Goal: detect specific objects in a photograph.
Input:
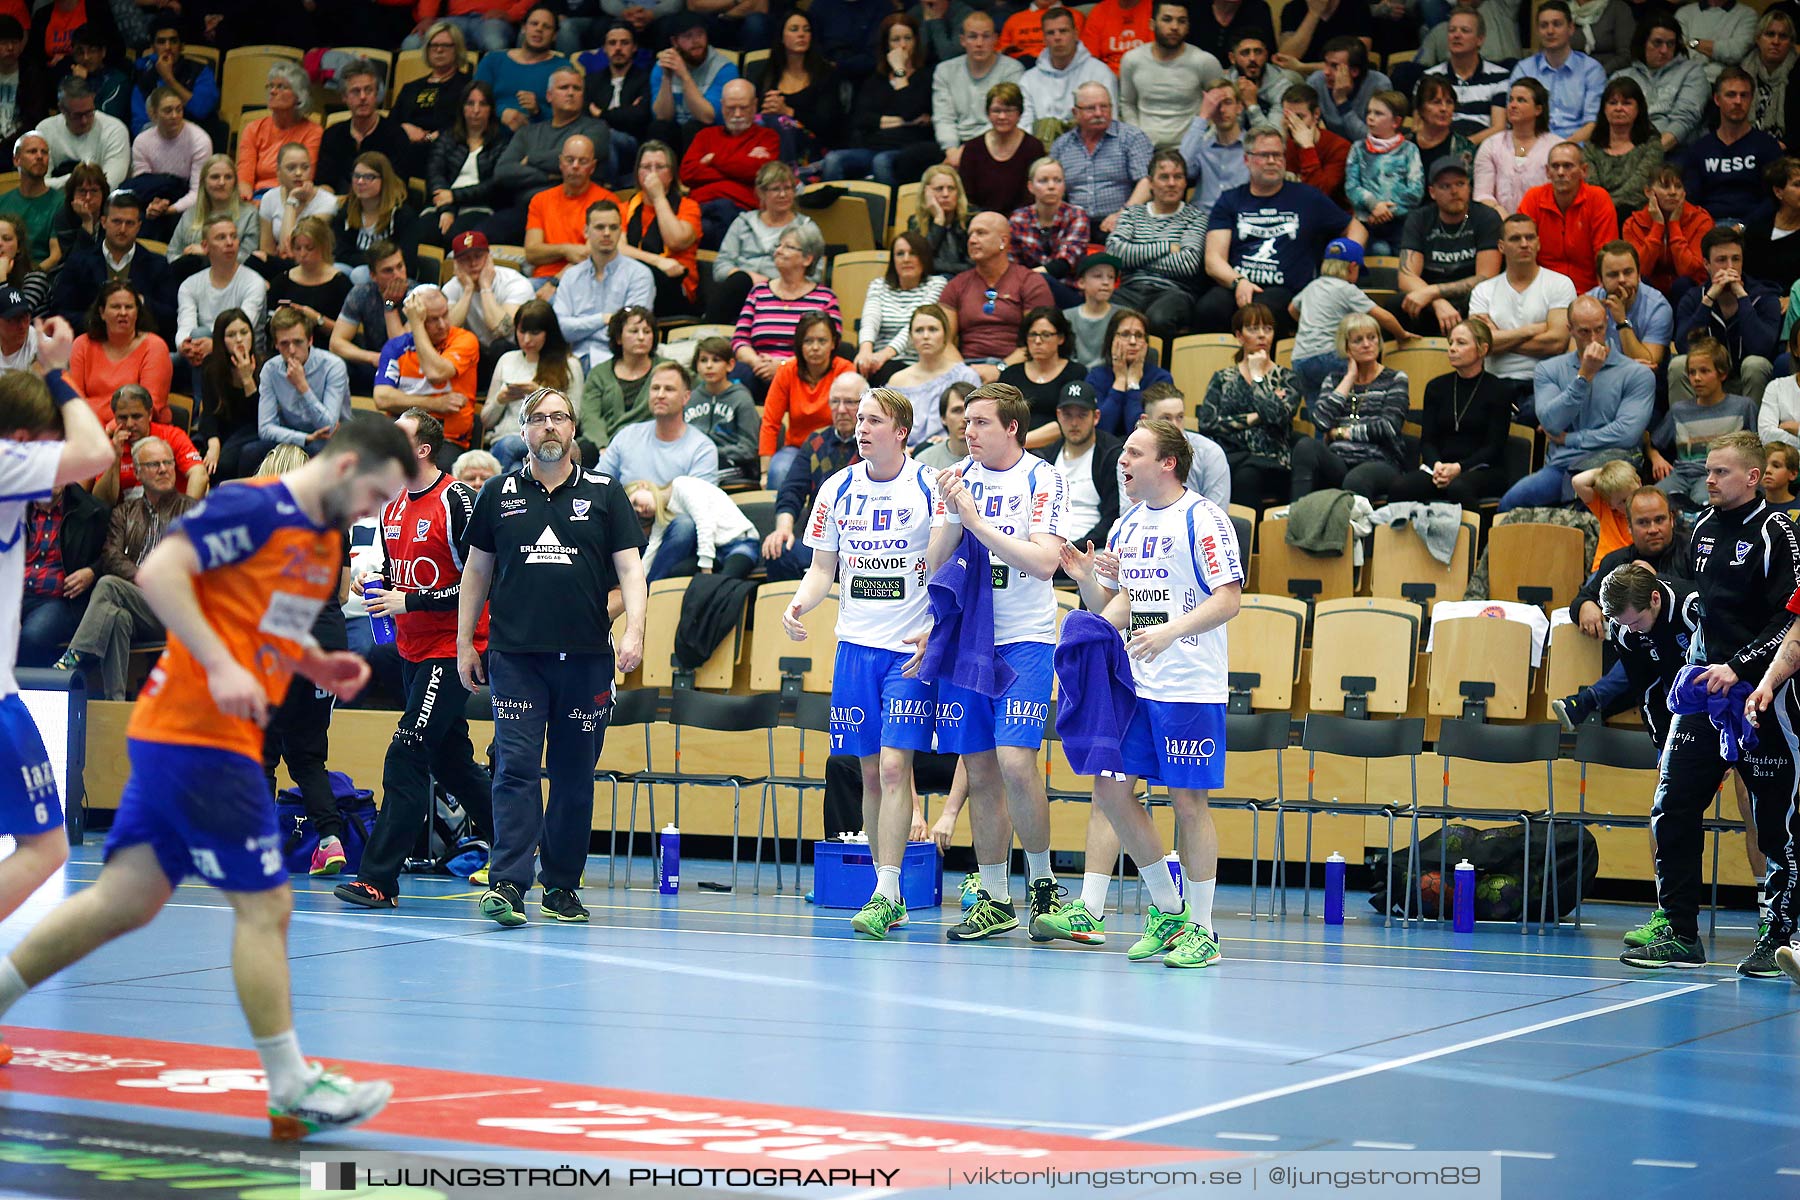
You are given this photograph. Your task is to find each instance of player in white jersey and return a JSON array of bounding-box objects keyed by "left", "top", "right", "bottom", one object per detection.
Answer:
[
  {"left": 0, "top": 320, "right": 115, "bottom": 1058},
  {"left": 786, "top": 388, "right": 939, "bottom": 939},
  {"left": 1049, "top": 419, "right": 1244, "bottom": 968},
  {"left": 922, "top": 382, "right": 1071, "bottom": 941}
]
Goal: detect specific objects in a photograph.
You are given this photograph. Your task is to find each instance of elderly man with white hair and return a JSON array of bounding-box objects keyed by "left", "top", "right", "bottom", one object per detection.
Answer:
[
  {"left": 1049, "top": 82, "right": 1153, "bottom": 234},
  {"left": 52, "top": 433, "right": 197, "bottom": 699}
]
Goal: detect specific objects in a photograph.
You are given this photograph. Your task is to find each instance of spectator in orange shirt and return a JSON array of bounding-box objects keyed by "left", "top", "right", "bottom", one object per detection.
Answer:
[
  {"left": 1622, "top": 164, "right": 1713, "bottom": 301},
  {"left": 522, "top": 133, "right": 620, "bottom": 286},
  {"left": 1001, "top": 0, "right": 1085, "bottom": 59},
  {"left": 375, "top": 286, "right": 483, "bottom": 465},
  {"left": 235, "top": 61, "right": 321, "bottom": 200},
  {"left": 1518, "top": 142, "right": 1619, "bottom": 294},
  {"left": 760, "top": 310, "right": 853, "bottom": 493},
  {"left": 1081, "top": 0, "right": 1153, "bottom": 73}
]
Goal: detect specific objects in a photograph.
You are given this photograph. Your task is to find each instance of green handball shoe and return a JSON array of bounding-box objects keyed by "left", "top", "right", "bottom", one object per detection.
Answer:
[
  {"left": 1164, "top": 925, "right": 1222, "bottom": 969},
  {"left": 1622, "top": 909, "right": 1671, "bottom": 948},
  {"left": 1126, "top": 903, "right": 1193, "bottom": 961},
  {"left": 851, "top": 894, "right": 907, "bottom": 939},
  {"left": 1029, "top": 898, "right": 1107, "bottom": 945}
]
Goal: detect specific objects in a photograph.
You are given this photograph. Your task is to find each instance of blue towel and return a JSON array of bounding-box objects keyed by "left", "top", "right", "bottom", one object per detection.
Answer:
[
  {"left": 918, "top": 528, "right": 1016, "bottom": 697},
  {"left": 1053, "top": 610, "right": 1138, "bottom": 778},
  {"left": 1669, "top": 663, "right": 1759, "bottom": 762}
]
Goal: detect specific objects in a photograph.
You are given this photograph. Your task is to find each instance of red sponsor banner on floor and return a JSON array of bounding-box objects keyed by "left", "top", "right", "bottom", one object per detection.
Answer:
[{"left": 0, "top": 1027, "right": 1230, "bottom": 1186}]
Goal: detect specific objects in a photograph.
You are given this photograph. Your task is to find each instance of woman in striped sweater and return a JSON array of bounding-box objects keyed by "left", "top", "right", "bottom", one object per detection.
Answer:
[
  {"left": 854, "top": 231, "right": 946, "bottom": 383},
  {"left": 733, "top": 223, "right": 842, "bottom": 405}
]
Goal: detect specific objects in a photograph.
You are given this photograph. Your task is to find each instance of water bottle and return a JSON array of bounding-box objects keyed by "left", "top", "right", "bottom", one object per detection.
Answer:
[
  {"left": 364, "top": 575, "right": 396, "bottom": 645},
  {"left": 658, "top": 823, "right": 680, "bottom": 895},
  {"left": 1324, "top": 852, "right": 1345, "bottom": 925},
  {"left": 1453, "top": 859, "right": 1476, "bottom": 932},
  {"left": 1164, "top": 852, "right": 1183, "bottom": 901}
]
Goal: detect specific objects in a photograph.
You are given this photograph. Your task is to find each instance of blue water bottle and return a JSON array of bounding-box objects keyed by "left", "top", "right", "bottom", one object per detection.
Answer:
[
  {"left": 1453, "top": 859, "right": 1476, "bottom": 932},
  {"left": 364, "top": 575, "right": 396, "bottom": 645},
  {"left": 1324, "top": 852, "right": 1345, "bottom": 925},
  {"left": 658, "top": 823, "right": 680, "bottom": 895}
]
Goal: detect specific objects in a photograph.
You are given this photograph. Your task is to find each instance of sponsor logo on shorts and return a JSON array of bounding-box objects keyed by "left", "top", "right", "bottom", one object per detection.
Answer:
[
  {"left": 936, "top": 701, "right": 965, "bottom": 723},
  {"left": 1002, "top": 700, "right": 1048, "bottom": 725},
  {"left": 1163, "top": 737, "right": 1217, "bottom": 763},
  {"left": 887, "top": 698, "right": 932, "bottom": 722},
  {"left": 831, "top": 706, "right": 868, "bottom": 726}
]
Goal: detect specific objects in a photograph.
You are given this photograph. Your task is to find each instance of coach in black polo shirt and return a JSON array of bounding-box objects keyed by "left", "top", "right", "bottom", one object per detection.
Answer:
[{"left": 459, "top": 386, "right": 647, "bottom": 928}]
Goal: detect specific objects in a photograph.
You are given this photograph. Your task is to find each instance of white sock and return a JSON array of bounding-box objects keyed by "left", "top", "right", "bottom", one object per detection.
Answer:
[
  {"left": 0, "top": 957, "right": 27, "bottom": 1021},
  {"left": 1187, "top": 874, "right": 1216, "bottom": 932},
  {"left": 979, "top": 861, "right": 1011, "bottom": 903},
  {"left": 254, "top": 1030, "right": 310, "bottom": 1104},
  {"left": 1141, "top": 857, "right": 1180, "bottom": 913},
  {"left": 1081, "top": 871, "right": 1112, "bottom": 918},
  {"left": 875, "top": 865, "right": 901, "bottom": 903},
  {"left": 1025, "top": 849, "right": 1052, "bottom": 884}
]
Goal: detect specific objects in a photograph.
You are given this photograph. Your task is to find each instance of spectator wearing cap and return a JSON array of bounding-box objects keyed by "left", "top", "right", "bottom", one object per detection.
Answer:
[
  {"left": 1062, "top": 251, "right": 1119, "bottom": 369},
  {"left": 550, "top": 199, "right": 653, "bottom": 367},
  {"left": 0, "top": 18, "right": 50, "bottom": 174},
  {"left": 1050, "top": 83, "right": 1153, "bottom": 236},
  {"left": 0, "top": 284, "right": 36, "bottom": 368},
  {"left": 1397, "top": 156, "right": 1503, "bottom": 338},
  {"left": 318, "top": 57, "right": 415, "bottom": 194},
  {"left": 1517, "top": 141, "right": 1618, "bottom": 293},
  {"left": 1104, "top": 147, "right": 1208, "bottom": 346},
  {"left": 0, "top": 133, "right": 58, "bottom": 265},
  {"left": 128, "top": 20, "right": 219, "bottom": 138},
  {"left": 442, "top": 229, "right": 535, "bottom": 381},
  {"left": 649, "top": 13, "right": 740, "bottom": 152},
  {"left": 1288, "top": 237, "right": 1412, "bottom": 398},
  {"left": 1034, "top": 378, "right": 1121, "bottom": 554},
  {"left": 36, "top": 74, "right": 130, "bottom": 190}
]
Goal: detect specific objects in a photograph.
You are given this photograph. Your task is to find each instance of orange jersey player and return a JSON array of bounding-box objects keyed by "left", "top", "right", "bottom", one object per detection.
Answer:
[{"left": 0, "top": 414, "right": 417, "bottom": 1140}]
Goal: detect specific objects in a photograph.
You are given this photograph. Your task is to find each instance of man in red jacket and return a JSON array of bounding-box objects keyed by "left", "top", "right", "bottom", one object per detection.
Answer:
[
  {"left": 1518, "top": 142, "right": 1619, "bottom": 293},
  {"left": 680, "top": 78, "right": 778, "bottom": 249}
]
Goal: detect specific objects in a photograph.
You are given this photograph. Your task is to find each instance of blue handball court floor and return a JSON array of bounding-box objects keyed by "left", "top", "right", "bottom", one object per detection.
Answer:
[{"left": 0, "top": 844, "right": 1796, "bottom": 1200}]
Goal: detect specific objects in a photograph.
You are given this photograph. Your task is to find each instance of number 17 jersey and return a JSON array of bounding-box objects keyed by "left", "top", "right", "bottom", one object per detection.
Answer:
[{"left": 805, "top": 459, "right": 940, "bottom": 652}]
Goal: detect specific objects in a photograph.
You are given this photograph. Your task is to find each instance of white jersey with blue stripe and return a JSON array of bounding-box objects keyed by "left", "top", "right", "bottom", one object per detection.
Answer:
[
  {"left": 0, "top": 440, "right": 63, "bottom": 697},
  {"left": 937, "top": 450, "right": 1069, "bottom": 645},
  {"left": 804, "top": 458, "right": 940, "bottom": 653},
  {"left": 1101, "top": 491, "right": 1244, "bottom": 702}
]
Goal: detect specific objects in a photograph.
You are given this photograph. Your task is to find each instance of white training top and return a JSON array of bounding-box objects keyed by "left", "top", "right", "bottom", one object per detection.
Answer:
[
  {"left": 1100, "top": 491, "right": 1244, "bottom": 703},
  {"left": 805, "top": 458, "right": 940, "bottom": 653},
  {"left": 938, "top": 450, "right": 1068, "bottom": 646},
  {"left": 0, "top": 440, "right": 63, "bottom": 697}
]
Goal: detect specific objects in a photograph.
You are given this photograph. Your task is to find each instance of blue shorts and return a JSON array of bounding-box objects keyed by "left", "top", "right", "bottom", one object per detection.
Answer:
[
  {"left": 1122, "top": 699, "right": 1228, "bottom": 790},
  {"left": 104, "top": 740, "right": 286, "bottom": 892},
  {"left": 936, "top": 642, "right": 1054, "bottom": 753},
  {"left": 0, "top": 694, "right": 62, "bottom": 837},
  {"left": 831, "top": 643, "right": 936, "bottom": 757}
]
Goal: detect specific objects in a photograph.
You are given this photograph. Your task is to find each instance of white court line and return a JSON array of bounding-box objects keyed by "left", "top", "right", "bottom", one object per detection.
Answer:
[
  {"left": 1353, "top": 1140, "right": 1416, "bottom": 1150},
  {"left": 390, "top": 1087, "right": 545, "bottom": 1105},
  {"left": 849, "top": 1110, "right": 1112, "bottom": 1133},
  {"left": 283, "top": 910, "right": 1318, "bottom": 1061},
  {"left": 1492, "top": 1150, "right": 1556, "bottom": 1160},
  {"left": 1632, "top": 1159, "right": 1698, "bottom": 1169},
  {"left": 1097, "top": 981, "right": 1714, "bottom": 1140},
  {"left": 1216, "top": 1132, "right": 1281, "bottom": 1142},
  {"left": 1777, "top": 1168, "right": 1800, "bottom": 1176}
]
